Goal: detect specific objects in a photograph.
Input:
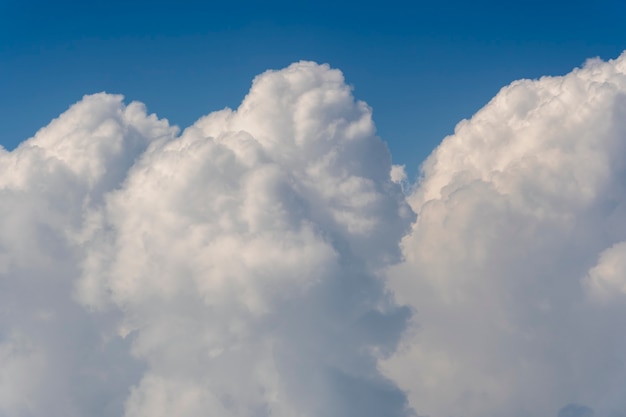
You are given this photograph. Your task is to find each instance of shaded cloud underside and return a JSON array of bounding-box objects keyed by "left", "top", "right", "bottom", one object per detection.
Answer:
[{"left": 1, "top": 54, "right": 626, "bottom": 417}]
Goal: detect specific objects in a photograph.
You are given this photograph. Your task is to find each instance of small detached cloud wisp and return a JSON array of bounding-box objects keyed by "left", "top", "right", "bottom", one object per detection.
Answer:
[{"left": 1, "top": 54, "right": 626, "bottom": 417}]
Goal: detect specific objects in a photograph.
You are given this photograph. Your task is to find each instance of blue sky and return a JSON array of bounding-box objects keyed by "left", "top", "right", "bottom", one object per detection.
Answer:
[
  {"left": 4, "top": 3, "right": 626, "bottom": 417},
  {"left": 1, "top": 0, "right": 625, "bottom": 177}
]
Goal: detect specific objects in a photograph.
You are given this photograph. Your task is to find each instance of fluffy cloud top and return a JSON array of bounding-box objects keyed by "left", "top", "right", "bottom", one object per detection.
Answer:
[
  {"left": 383, "top": 52, "right": 626, "bottom": 417},
  {"left": 3, "top": 53, "right": 626, "bottom": 417},
  {"left": 0, "top": 62, "right": 413, "bottom": 417}
]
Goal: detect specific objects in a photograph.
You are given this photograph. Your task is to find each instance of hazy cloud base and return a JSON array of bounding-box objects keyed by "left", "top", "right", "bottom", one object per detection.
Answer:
[{"left": 1, "top": 54, "right": 626, "bottom": 417}]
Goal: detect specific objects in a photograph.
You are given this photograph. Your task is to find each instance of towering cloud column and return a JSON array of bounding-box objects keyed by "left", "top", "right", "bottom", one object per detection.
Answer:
[
  {"left": 383, "top": 53, "right": 626, "bottom": 417},
  {"left": 0, "top": 62, "right": 414, "bottom": 417}
]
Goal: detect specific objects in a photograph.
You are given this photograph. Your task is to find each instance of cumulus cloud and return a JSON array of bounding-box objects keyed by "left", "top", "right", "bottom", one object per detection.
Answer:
[
  {"left": 5, "top": 53, "right": 626, "bottom": 417},
  {"left": 0, "top": 62, "right": 413, "bottom": 417},
  {"left": 0, "top": 94, "right": 173, "bottom": 417},
  {"left": 382, "top": 52, "right": 626, "bottom": 417}
]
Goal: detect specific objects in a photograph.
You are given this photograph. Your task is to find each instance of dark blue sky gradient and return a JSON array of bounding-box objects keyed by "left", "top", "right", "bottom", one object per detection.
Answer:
[{"left": 1, "top": 0, "right": 625, "bottom": 177}]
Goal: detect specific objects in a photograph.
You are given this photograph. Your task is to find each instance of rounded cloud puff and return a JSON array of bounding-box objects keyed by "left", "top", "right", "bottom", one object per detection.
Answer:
[
  {"left": 383, "top": 53, "right": 626, "bottom": 417},
  {"left": 0, "top": 93, "right": 174, "bottom": 417},
  {"left": 0, "top": 62, "right": 413, "bottom": 417}
]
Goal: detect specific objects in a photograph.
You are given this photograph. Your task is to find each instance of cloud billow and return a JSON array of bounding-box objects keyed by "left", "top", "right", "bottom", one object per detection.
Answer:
[
  {"left": 0, "top": 62, "right": 413, "bottom": 417},
  {"left": 3, "top": 53, "right": 626, "bottom": 417},
  {"left": 383, "top": 52, "right": 626, "bottom": 417}
]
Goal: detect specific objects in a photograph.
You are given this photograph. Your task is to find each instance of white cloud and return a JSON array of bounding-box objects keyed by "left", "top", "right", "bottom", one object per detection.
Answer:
[
  {"left": 5, "top": 52, "right": 626, "bottom": 417},
  {"left": 585, "top": 241, "right": 626, "bottom": 300},
  {"left": 0, "top": 62, "right": 413, "bottom": 417},
  {"left": 390, "top": 164, "right": 407, "bottom": 186},
  {"left": 382, "top": 52, "right": 626, "bottom": 417},
  {"left": 0, "top": 93, "right": 172, "bottom": 417}
]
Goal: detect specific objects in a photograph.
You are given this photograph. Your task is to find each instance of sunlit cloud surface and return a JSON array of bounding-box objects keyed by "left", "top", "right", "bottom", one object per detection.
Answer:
[{"left": 2, "top": 54, "right": 626, "bottom": 417}]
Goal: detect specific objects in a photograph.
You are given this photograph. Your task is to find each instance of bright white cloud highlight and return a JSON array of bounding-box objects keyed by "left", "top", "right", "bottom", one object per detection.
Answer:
[
  {"left": 0, "top": 62, "right": 413, "bottom": 417},
  {"left": 383, "top": 53, "right": 626, "bottom": 417}
]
